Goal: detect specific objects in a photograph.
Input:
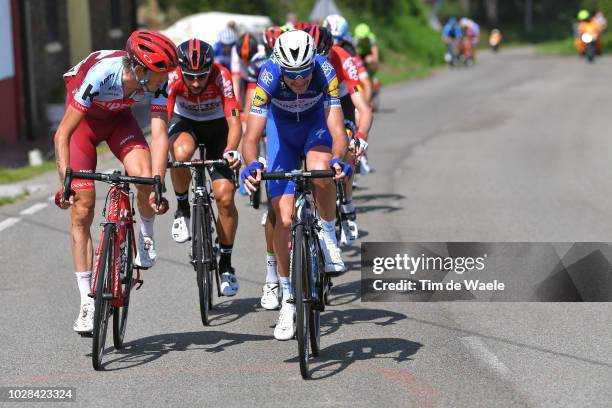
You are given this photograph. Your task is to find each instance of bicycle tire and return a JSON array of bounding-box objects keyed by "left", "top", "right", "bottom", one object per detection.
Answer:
[
  {"left": 193, "top": 199, "right": 211, "bottom": 326},
  {"left": 293, "top": 224, "right": 311, "bottom": 379},
  {"left": 113, "top": 226, "right": 134, "bottom": 349},
  {"left": 310, "top": 233, "right": 327, "bottom": 356},
  {"left": 203, "top": 205, "right": 215, "bottom": 310},
  {"left": 92, "top": 224, "right": 114, "bottom": 370}
]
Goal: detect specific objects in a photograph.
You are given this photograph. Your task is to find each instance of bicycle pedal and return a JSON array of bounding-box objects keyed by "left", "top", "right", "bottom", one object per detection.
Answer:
[{"left": 286, "top": 298, "right": 296, "bottom": 304}]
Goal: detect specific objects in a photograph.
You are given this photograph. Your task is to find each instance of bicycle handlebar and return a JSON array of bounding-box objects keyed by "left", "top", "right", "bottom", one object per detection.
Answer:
[
  {"left": 261, "top": 169, "right": 335, "bottom": 180},
  {"left": 166, "top": 159, "right": 229, "bottom": 168},
  {"left": 62, "top": 168, "right": 164, "bottom": 208}
]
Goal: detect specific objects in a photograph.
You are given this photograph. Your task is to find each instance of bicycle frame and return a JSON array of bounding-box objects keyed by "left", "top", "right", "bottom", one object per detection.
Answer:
[{"left": 90, "top": 183, "right": 140, "bottom": 306}]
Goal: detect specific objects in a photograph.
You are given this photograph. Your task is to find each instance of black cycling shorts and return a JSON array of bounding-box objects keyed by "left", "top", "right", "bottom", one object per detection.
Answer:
[
  {"left": 340, "top": 94, "right": 356, "bottom": 133},
  {"left": 169, "top": 115, "right": 233, "bottom": 181}
]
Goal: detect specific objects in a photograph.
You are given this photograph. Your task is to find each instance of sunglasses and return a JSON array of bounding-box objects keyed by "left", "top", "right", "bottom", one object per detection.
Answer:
[
  {"left": 282, "top": 64, "right": 314, "bottom": 80},
  {"left": 182, "top": 71, "right": 210, "bottom": 81}
]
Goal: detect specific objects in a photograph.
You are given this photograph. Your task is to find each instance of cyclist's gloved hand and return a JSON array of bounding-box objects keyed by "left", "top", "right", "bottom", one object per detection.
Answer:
[
  {"left": 149, "top": 192, "right": 169, "bottom": 215},
  {"left": 240, "top": 161, "right": 264, "bottom": 194},
  {"left": 54, "top": 188, "right": 74, "bottom": 209},
  {"left": 223, "top": 149, "right": 243, "bottom": 170},
  {"left": 330, "top": 158, "right": 353, "bottom": 179}
]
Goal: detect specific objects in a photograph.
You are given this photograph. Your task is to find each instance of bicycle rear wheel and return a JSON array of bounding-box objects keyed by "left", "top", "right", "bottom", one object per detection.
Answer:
[
  {"left": 309, "top": 236, "right": 325, "bottom": 357},
  {"left": 193, "top": 199, "right": 211, "bottom": 326},
  {"left": 293, "top": 224, "right": 311, "bottom": 379},
  {"left": 92, "top": 224, "right": 114, "bottom": 370},
  {"left": 113, "top": 226, "right": 134, "bottom": 349}
]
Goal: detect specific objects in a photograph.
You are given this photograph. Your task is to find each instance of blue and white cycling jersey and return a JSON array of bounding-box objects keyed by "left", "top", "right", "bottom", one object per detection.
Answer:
[
  {"left": 249, "top": 54, "right": 341, "bottom": 198},
  {"left": 214, "top": 41, "right": 234, "bottom": 71},
  {"left": 249, "top": 54, "right": 341, "bottom": 122}
]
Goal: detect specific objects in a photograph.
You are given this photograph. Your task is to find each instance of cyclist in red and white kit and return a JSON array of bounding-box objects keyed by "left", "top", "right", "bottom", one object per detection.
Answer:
[
  {"left": 166, "top": 39, "right": 243, "bottom": 296},
  {"left": 54, "top": 30, "right": 177, "bottom": 334},
  {"left": 309, "top": 25, "right": 372, "bottom": 244}
]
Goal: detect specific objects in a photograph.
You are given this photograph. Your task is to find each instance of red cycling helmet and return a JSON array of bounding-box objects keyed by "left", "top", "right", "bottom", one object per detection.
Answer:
[
  {"left": 262, "top": 26, "right": 284, "bottom": 55},
  {"left": 304, "top": 24, "right": 333, "bottom": 55},
  {"left": 126, "top": 29, "right": 178, "bottom": 72}
]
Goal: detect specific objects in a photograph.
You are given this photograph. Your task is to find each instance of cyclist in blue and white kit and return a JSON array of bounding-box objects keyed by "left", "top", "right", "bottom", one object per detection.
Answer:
[
  {"left": 241, "top": 30, "right": 351, "bottom": 340},
  {"left": 214, "top": 27, "right": 237, "bottom": 71}
]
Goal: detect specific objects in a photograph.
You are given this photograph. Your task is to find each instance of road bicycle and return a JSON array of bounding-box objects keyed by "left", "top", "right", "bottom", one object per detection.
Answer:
[{"left": 63, "top": 168, "right": 163, "bottom": 370}]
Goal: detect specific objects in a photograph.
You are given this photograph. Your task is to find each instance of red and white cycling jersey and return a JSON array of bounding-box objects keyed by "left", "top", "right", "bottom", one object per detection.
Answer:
[
  {"left": 166, "top": 63, "right": 240, "bottom": 121},
  {"left": 63, "top": 50, "right": 168, "bottom": 120},
  {"left": 328, "top": 45, "right": 363, "bottom": 98}
]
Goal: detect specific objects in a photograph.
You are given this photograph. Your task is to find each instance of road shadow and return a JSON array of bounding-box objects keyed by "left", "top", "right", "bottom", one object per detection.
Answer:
[
  {"left": 320, "top": 306, "right": 407, "bottom": 338},
  {"left": 207, "top": 297, "right": 261, "bottom": 326},
  {"left": 90, "top": 330, "right": 269, "bottom": 371},
  {"left": 356, "top": 205, "right": 401, "bottom": 214},
  {"left": 287, "top": 335, "right": 421, "bottom": 380},
  {"left": 327, "top": 280, "right": 361, "bottom": 306},
  {"left": 352, "top": 193, "right": 406, "bottom": 203}
]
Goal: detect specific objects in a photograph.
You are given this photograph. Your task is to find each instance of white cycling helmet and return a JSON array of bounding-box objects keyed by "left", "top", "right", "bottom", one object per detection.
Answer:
[
  {"left": 273, "top": 30, "right": 316, "bottom": 70},
  {"left": 218, "top": 27, "right": 237, "bottom": 45},
  {"left": 323, "top": 14, "right": 349, "bottom": 39}
]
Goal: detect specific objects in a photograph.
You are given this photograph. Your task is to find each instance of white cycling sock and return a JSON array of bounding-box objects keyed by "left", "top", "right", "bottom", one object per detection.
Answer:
[
  {"left": 75, "top": 271, "right": 92, "bottom": 305},
  {"left": 140, "top": 214, "right": 155, "bottom": 238},
  {"left": 279, "top": 277, "right": 291, "bottom": 302},
  {"left": 266, "top": 252, "right": 278, "bottom": 283},
  {"left": 319, "top": 218, "right": 338, "bottom": 245},
  {"left": 341, "top": 199, "right": 355, "bottom": 214}
]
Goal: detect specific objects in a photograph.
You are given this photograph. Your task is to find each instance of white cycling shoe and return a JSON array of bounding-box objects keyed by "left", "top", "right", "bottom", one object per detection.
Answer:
[
  {"left": 274, "top": 301, "right": 296, "bottom": 341},
  {"left": 318, "top": 229, "right": 346, "bottom": 274},
  {"left": 171, "top": 212, "right": 191, "bottom": 243},
  {"left": 340, "top": 218, "right": 359, "bottom": 246},
  {"left": 134, "top": 232, "right": 156, "bottom": 268},
  {"left": 220, "top": 270, "right": 240, "bottom": 296},
  {"left": 359, "top": 155, "right": 372, "bottom": 175},
  {"left": 261, "top": 282, "right": 280, "bottom": 310},
  {"left": 73, "top": 302, "right": 94, "bottom": 334}
]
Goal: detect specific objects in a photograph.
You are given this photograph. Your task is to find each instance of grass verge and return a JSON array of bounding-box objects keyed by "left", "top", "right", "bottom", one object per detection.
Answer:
[{"left": 0, "top": 161, "right": 57, "bottom": 185}]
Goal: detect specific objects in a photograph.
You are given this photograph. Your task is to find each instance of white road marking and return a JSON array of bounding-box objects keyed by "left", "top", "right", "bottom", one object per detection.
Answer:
[
  {"left": 461, "top": 336, "right": 512, "bottom": 377},
  {"left": 0, "top": 217, "right": 21, "bottom": 232},
  {"left": 19, "top": 202, "right": 49, "bottom": 216}
]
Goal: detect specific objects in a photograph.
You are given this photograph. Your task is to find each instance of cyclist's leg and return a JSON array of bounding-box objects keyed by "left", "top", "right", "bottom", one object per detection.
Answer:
[
  {"left": 168, "top": 117, "right": 197, "bottom": 242},
  {"left": 169, "top": 116, "right": 197, "bottom": 208},
  {"left": 109, "top": 111, "right": 156, "bottom": 267},
  {"left": 69, "top": 118, "right": 100, "bottom": 332},
  {"left": 195, "top": 118, "right": 236, "bottom": 264},
  {"left": 304, "top": 124, "right": 346, "bottom": 273}
]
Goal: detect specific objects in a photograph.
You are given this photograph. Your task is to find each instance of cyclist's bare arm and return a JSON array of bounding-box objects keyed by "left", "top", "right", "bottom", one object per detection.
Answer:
[
  {"left": 351, "top": 90, "right": 372, "bottom": 139},
  {"left": 325, "top": 107, "right": 348, "bottom": 161},
  {"left": 371, "top": 45, "right": 380, "bottom": 66},
  {"left": 150, "top": 113, "right": 170, "bottom": 179},
  {"left": 54, "top": 105, "right": 85, "bottom": 185},
  {"left": 225, "top": 115, "right": 242, "bottom": 169},
  {"left": 243, "top": 113, "right": 266, "bottom": 166}
]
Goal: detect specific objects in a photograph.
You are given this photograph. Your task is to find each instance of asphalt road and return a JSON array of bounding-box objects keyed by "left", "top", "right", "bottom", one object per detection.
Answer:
[{"left": 1, "top": 47, "right": 611, "bottom": 407}]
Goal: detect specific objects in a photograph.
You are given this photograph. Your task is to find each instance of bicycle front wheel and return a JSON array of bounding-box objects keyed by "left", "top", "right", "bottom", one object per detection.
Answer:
[
  {"left": 193, "top": 200, "right": 211, "bottom": 326},
  {"left": 92, "top": 224, "right": 114, "bottom": 370},
  {"left": 113, "top": 226, "right": 134, "bottom": 349},
  {"left": 293, "top": 224, "right": 311, "bottom": 379}
]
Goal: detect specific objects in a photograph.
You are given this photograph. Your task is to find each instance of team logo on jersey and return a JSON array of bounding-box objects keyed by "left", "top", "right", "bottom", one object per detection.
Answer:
[
  {"left": 327, "top": 77, "right": 339, "bottom": 98},
  {"left": 342, "top": 58, "right": 358, "bottom": 81},
  {"left": 261, "top": 69, "right": 273, "bottom": 87},
  {"left": 321, "top": 61, "right": 334, "bottom": 78},
  {"left": 81, "top": 84, "right": 99, "bottom": 103},
  {"left": 253, "top": 86, "right": 269, "bottom": 107}
]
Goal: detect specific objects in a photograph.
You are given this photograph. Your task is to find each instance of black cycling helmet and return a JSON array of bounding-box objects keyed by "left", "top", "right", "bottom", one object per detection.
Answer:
[
  {"left": 177, "top": 38, "right": 214, "bottom": 73},
  {"left": 305, "top": 24, "right": 333, "bottom": 56},
  {"left": 236, "top": 32, "right": 258, "bottom": 62}
]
